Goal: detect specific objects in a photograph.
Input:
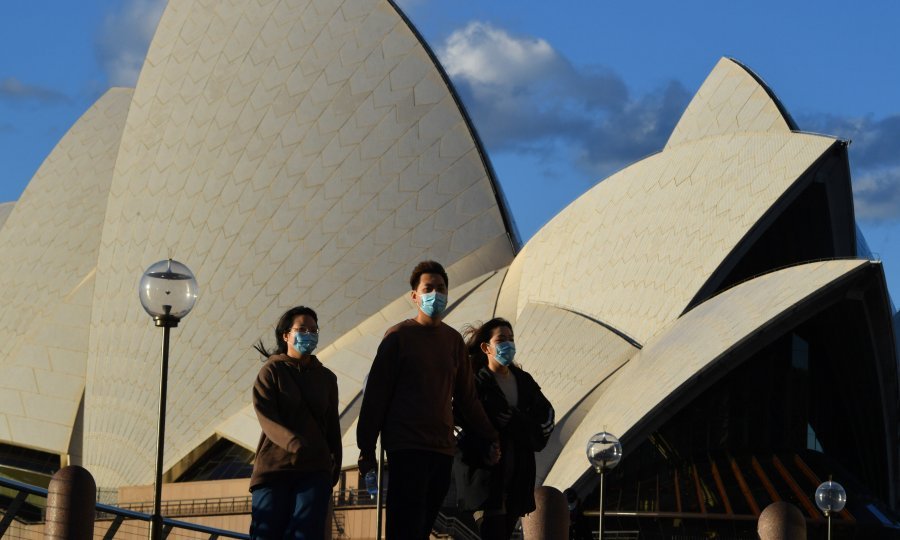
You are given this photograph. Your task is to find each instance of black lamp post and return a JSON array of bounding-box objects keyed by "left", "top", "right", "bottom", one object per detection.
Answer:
[
  {"left": 139, "top": 259, "right": 198, "bottom": 540},
  {"left": 586, "top": 431, "right": 622, "bottom": 540}
]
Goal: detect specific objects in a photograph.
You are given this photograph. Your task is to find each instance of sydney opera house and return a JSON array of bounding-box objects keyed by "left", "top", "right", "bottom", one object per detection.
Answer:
[{"left": 0, "top": 0, "right": 898, "bottom": 538}]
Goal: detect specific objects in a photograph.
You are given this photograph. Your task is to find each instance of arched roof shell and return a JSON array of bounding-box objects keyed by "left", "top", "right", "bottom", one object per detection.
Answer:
[
  {"left": 666, "top": 57, "right": 797, "bottom": 149},
  {"left": 544, "top": 259, "right": 870, "bottom": 489},
  {"left": 508, "top": 131, "right": 837, "bottom": 346},
  {"left": 0, "top": 202, "right": 15, "bottom": 230},
  {"left": 85, "top": 0, "right": 514, "bottom": 486},
  {"left": 0, "top": 88, "right": 132, "bottom": 454}
]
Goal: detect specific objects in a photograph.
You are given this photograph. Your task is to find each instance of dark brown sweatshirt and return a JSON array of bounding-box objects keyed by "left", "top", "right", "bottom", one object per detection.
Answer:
[
  {"left": 357, "top": 320, "right": 498, "bottom": 457},
  {"left": 250, "top": 354, "right": 342, "bottom": 491}
]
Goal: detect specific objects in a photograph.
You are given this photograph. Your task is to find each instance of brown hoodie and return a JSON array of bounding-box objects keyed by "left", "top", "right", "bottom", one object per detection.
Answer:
[
  {"left": 250, "top": 354, "right": 342, "bottom": 491},
  {"left": 357, "top": 320, "right": 498, "bottom": 457}
]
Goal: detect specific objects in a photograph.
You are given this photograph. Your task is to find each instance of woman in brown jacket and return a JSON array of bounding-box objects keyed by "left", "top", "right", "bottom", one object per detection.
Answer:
[{"left": 250, "top": 306, "right": 341, "bottom": 539}]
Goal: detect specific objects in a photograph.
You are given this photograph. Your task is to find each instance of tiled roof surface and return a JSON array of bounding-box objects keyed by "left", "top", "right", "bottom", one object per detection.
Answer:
[{"left": 82, "top": 0, "right": 513, "bottom": 486}]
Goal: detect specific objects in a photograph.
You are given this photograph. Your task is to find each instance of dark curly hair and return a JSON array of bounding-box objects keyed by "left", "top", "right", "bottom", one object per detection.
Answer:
[
  {"left": 253, "top": 306, "right": 318, "bottom": 358},
  {"left": 409, "top": 260, "right": 448, "bottom": 290},
  {"left": 462, "top": 317, "right": 513, "bottom": 371}
]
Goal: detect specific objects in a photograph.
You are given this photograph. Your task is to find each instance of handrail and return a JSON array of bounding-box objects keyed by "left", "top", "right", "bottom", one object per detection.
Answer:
[
  {"left": 115, "top": 495, "right": 252, "bottom": 517},
  {"left": 0, "top": 476, "right": 49, "bottom": 497},
  {"left": 116, "top": 487, "right": 380, "bottom": 515},
  {"left": 0, "top": 476, "right": 250, "bottom": 539},
  {"left": 164, "top": 516, "right": 251, "bottom": 538},
  {"left": 433, "top": 512, "right": 480, "bottom": 540}
]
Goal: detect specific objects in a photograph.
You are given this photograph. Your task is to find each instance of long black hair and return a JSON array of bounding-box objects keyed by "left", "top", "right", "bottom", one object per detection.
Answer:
[
  {"left": 254, "top": 306, "right": 319, "bottom": 358},
  {"left": 462, "top": 317, "right": 513, "bottom": 371}
]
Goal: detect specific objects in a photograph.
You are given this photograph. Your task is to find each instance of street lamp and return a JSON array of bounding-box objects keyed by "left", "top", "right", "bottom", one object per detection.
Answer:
[
  {"left": 586, "top": 432, "right": 622, "bottom": 540},
  {"left": 815, "top": 479, "right": 846, "bottom": 540},
  {"left": 139, "top": 259, "right": 198, "bottom": 540}
]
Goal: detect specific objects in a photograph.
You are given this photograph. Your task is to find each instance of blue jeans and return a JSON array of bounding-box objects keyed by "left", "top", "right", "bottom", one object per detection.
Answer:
[{"left": 250, "top": 471, "right": 331, "bottom": 539}]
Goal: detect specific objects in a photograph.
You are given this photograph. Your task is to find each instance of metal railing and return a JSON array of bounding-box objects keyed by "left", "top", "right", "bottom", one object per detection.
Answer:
[
  {"left": 117, "top": 496, "right": 252, "bottom": 518},
  {"left": 2, "top": 476, "right": 493, "bottom": 540},
  {"left": 593, "top": 532, "right": 640, "bottom": 539},
  {"left": 433, "top": 512, "right": 480, "bottom": 540},
  {"left": 0, "top": 476, "right": 249, "bottom": 539},
  {"left": 333, "top": 488, "right": 381, "bottom": 508}
]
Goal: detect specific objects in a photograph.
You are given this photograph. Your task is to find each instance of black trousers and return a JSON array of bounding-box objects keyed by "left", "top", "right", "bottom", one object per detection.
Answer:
[{"left": 385, "top": 449, "right": 453, "bottom": 540}]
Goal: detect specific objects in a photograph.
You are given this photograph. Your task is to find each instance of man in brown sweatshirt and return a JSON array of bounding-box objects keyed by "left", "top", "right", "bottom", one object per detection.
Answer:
[{"left": 357, "top": 260, "right": 499, "bottom": 540}]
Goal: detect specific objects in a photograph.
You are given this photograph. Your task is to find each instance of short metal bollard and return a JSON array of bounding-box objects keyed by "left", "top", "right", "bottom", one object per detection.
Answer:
[
  {"left": 521, "top": 485, "right": 569, "bottom": 539},
  {"left": 758, "top": 501, "right": 806, "bottom": 540},
  {"left": 46, "top": 465, "right": 96, "bottom": 540}
]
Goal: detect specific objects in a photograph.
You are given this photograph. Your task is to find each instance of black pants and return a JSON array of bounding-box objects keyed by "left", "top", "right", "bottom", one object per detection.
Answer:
[{"left": 386, "top": 449, "right": 453, "bottom": 540}]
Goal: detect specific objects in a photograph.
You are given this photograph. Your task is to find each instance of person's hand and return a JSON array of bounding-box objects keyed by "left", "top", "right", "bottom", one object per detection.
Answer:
[
  {"left": 485, "top": 441, "right": 501, "bottom": 465},
  {"left": 358, "top": 451, "right": 376, "bottom": 476},
  {"left": 495, "top": 406, "right": 513, "bottom": 428}
]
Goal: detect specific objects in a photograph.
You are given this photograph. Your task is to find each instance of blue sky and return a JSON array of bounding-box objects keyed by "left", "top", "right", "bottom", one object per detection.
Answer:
[{"left": 1, "top": 0, "right": 898, "bottom": 309}]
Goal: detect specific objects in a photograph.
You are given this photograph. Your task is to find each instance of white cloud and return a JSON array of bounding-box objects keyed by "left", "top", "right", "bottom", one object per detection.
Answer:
[
  {"left": 801, "top": 113, "right": 900, "bottom": 221},
  {"left": 853, "top": 167, "right": 900, "bottom": 222},
  {"left": 437, "top": 22, "right": 686, "bottom": 181},
  {"left": 441, "top": 22, "right": 560, "bottom": 87},
  {"left": 94, "top": 0, "right": 167, "bottom": 87}
]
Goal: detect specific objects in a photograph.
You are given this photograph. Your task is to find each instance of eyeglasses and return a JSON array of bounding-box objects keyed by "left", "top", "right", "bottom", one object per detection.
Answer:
[{"left": 290, "top": 327, "right": 319, "bottom": 335}]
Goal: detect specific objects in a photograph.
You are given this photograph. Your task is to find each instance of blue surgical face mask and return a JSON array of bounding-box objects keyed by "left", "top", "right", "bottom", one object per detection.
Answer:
[
  {"left": 293, "top": 332, "right": 318, "bottom": 355},
  {"left": 419, "top": 291, "right": 448, "bottom": 318},
  {"left": 494, "top": 342, "right": 515, "bottom": 366}
]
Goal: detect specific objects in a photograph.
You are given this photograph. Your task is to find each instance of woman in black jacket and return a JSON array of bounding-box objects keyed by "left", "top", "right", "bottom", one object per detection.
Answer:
[{"left": 454, "top": 318, "right": 555, "bottom": 540}]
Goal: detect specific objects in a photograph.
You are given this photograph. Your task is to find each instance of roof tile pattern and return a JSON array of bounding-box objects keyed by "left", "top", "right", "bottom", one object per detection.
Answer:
[
  {"left": 84, "top": 0, "right": 512, "bottom": 486},
  {"left": 666, "top": 58, "right": 793, "bottom": 149},
  {"left": 442, "top": 269, "right": 507, "bottom": 333},
  {"left": 0, "top": 202, "right": 15, "bottom": 230},
  {"left": 511, "top": 302, "right": 639, "bottom": 484},
  {"left": 544, "top": 260, "right": 869, "bottom": 488},
  {"left": 509, "top": 131, "right": 835, "bottom": 346},
  {"left": 513, "top": 302, "right": 638, "bottom": 423},
  {"left": 0, "top": 89, "right": 132, "bottom": 454}
]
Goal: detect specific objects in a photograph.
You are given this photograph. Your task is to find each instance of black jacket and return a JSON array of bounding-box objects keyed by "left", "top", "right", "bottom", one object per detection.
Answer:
[{"left": 454, "top": 365, "right": 554, "bottom": 516}]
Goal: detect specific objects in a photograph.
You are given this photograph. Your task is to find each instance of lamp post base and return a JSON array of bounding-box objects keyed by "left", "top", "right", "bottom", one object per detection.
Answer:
[{"left": 150, "top": 515, "right": 163, "bottom": 539}]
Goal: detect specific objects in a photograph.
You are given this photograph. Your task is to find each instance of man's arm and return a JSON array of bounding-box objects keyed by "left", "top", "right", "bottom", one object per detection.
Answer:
[
  {"left": 356, "top": 331, "right": 400, "bottom": 468},
  {"left": 253, "top": 364, "right": 306, "bottom": 453}
]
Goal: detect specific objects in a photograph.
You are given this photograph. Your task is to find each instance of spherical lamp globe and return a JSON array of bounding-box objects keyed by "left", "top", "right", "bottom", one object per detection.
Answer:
[
  {"left": 586, "top": 431, "right": 623, "bottom": 473},
  {"left": 815, "top": 480, "right": 847, "bottom": 515},
  {"left": 139, "top": 259, "right": 199, "bottom": 325}
]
